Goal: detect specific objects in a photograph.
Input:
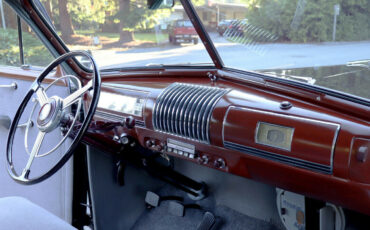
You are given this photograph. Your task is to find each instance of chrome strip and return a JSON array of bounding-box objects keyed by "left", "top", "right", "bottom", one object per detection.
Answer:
[
  {"left": 95, "top": 111, "right": 146, "bottom": 127},
  {"left": 162, "top": 84, "right": 183, "bottom": 132},
  {"left": 187, "top": 89, "right": 210, "bottom": 140},
  {"left": 204, "top": 90, "right": 228, "bottom": 142},
  {"left": 224, "top": 141, "right": 332, "bottom": 174},
  {"left": 153, "top": 83, "right": 227, "bottom": 143},
  {"left": 192, "top": 88, "right": 214, "bottom": 140},
  {"left": 174, "top": 86, "right": 199, "bottom": 135},
  {"left": 167, "top": 85, "right": 189, "bottom": 133},
  {"left": 153, "top": 83, "right": 176, "bottom": 129},
  {"left": 196, "top": 89, "right": 219, "bottom": 141},
  {"left": 179, "top": 86, "right": 203, "bottom": 137}
]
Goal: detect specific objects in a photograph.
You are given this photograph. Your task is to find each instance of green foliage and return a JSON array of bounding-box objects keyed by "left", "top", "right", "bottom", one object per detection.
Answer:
[
  {"left": 0, "top": 28, "right": 52, "bottom": 67},
  {"left": 115, "top": 1, "right": 172, "bottom": 32},
  {"left": 0, "top": 28, "right": 20, "bottom": 66},
  {"left": 246, "top": 0, "right": 370, "bottom": 42}
]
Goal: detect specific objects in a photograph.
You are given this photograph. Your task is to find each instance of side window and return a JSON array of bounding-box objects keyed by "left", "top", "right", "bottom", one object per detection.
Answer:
[{"left": 0, "top": 2, "right": 53, "bottom": 67}]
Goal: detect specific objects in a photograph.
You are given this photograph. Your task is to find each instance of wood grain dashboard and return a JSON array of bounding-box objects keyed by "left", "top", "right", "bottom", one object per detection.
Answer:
[{"left": 84, "top": 70, "right": 370, "bottom": 216}]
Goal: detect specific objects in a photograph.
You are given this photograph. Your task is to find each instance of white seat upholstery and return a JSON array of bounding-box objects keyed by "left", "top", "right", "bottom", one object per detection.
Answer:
[{"left": 0, "top": 196, "right": 76, "bottom": 230}]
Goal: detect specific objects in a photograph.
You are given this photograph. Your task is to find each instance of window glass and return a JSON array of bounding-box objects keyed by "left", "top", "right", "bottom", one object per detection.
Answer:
[
  {"left": 0, "top": 2, "right": 53, "bottom": 67},
  {"left": 192, "top": 0, "right": 370, "bottom": 100},
  {"left": 41, "top": 0, "right": 212, "bottom": 69}
]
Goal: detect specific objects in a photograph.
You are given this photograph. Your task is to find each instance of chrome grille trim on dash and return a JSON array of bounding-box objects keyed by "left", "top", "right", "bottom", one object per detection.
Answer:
[
  {"left": 224, "top": 141, "right": 332, "bottom": 174},
  {"left": 153, "top": 83, "right": 228, "bottom": 143}
]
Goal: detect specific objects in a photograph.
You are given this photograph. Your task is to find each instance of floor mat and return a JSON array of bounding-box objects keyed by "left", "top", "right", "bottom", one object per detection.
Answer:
[{"left": 131, "top": 186, "right": 280, "bottom": 230}]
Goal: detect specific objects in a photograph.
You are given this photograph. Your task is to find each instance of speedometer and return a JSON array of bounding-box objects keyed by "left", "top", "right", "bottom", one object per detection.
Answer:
[{"left": 98, "top": 92, "right": 145, "bottom": 116}]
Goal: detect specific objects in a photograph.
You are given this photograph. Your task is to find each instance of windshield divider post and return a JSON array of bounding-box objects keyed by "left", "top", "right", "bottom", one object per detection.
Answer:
[
  {"left": 180, "top": 0, "right": 224, "bottom": 69},
  {"left": 17, "top": 15, "right": 24, "bottom": 65}
]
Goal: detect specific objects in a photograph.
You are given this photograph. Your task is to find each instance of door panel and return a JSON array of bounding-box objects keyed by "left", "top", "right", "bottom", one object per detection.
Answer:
[{"left": 0, "top": 68, "right": 73, "bottom": 222}]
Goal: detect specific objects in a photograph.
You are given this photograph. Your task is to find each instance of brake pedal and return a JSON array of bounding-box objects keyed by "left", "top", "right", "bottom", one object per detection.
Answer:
[{"left": 168, "top": 201, "right": 185, "bottom": 217}]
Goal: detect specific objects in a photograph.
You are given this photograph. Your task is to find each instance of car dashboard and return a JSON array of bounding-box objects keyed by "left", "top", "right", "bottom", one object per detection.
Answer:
[{"left": 84, "top": 73, "right": 370, "bottom": 215}]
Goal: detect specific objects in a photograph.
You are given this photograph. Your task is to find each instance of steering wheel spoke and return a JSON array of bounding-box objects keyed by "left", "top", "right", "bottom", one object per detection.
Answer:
[
  {"left": 36, "top": 87, "right": 49, "bottom": 106},
  {"left": 62, "top": 80, "right": 93, "bottom": 110},
  {"left": 21, "top": 131, "right": 46, "bottom": 179}
]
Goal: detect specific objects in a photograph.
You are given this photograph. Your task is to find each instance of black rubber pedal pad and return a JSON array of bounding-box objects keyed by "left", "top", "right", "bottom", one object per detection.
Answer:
[
  {"left": 197, "top": 211, "right": 215, "bottom": 230},
  {"left": 145, "top": 191, "right": 160, "bottom": 207},
  {"left": 168, "top": 201, "right": 185, "bottom": 217}
]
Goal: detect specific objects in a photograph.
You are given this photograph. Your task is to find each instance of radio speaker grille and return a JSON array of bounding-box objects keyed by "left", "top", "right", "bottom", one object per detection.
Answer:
[{"left": 153, "top": 83, "right": 227, "bottom": 143}]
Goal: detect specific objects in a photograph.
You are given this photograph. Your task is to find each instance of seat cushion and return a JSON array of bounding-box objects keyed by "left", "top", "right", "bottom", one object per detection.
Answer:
[{"left": 0, "top": 196, "right": 76, "bottom": 230}]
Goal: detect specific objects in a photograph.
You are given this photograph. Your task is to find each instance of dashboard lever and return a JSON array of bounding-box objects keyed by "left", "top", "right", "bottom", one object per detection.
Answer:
[
  {"left": 0, "top": 115, "right": 11, "bottom": 129},
  {"left": 0, "top": 82, "right": 17, "bottom": 90}
]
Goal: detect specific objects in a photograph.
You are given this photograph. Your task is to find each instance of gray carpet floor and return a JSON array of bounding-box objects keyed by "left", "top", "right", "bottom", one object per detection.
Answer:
[{"left": 131, "top": 186, "right": 280, "bottom": 230}]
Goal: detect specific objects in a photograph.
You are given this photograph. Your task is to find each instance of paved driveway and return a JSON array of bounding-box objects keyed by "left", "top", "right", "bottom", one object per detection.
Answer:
[{"left": 93, "top": 32, "right": 370, "bottom": 71}]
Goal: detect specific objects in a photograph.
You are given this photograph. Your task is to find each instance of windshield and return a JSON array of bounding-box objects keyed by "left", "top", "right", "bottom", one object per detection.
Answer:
[
  {"left": 39, "top": 0, "right": 369, "bottom": 100},
  {"left": 39, "top": 1, "right": 212, "bottom": 69},
  {"left": 193, "top": 0, "right": 370, "bottom": 100}
]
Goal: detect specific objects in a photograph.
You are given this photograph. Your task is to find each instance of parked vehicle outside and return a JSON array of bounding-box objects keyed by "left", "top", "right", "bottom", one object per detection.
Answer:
[
  {"left": 168, "top": 19, "right": 198, "bottom": 45},
  {"left": 216, "top": 19, "right": 232, "bottom": 35}
]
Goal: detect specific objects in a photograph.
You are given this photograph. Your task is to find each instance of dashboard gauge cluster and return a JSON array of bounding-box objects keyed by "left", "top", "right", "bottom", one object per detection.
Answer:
[{"left": 98, "top": 92, "right": 145, "bottom": 117}]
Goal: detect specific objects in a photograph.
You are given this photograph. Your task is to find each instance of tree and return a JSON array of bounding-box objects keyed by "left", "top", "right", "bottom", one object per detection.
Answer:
[
  {"left": 245, "top": 0, "right": 370, "bottom": 42},
  {"left": 118, "top": 0, "right": 134, "bottom": 42},
  {"left": 116, "top": 0, "right": 172, "bottom": 43},
  {"left": 58, "top": 0, "right": 74, "bottom": 42}
]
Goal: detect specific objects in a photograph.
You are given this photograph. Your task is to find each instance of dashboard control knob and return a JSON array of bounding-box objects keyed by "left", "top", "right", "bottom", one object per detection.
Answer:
[
  {"left": 125, "top": 116, "right": 135, "bottom": 129},
  {"left": 120, "top": 133, "right": 130, "bottom": 145},
  {"left": 214, "top": 158, "right": 226, "bottom": 169},
  {"left": 146, "top": 139, "right": 155, "bottom": 148},
  {"left": 113, "top": 135, "right": 120, "bottom": 142},
  {"left": 280, "top": 101, "right": 292, "bottom": 110},
  {"left": 155, "top": 144, "right": 163, "bottom": 152},
  {"left": 197, "top": 155, "right": 209, "bottom": 164},
  {"left": 357, "top": 146, "right": 368, "bottom": 163}
]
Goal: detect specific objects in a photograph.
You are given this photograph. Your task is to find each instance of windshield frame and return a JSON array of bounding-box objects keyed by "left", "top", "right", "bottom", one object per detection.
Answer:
[{"left": 23, "top": 0, "right": 370, "bottom": 107}]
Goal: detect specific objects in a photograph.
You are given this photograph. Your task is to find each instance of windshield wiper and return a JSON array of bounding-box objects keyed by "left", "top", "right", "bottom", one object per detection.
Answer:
[
  {"left": 263, "top": 71, "right": 316, "bottom": 85},
  {"left": 323, "top": 60, "right": 369, "bottom": 79},
  {"left": 346, "top": 59, "right": 370, "bottom": 69},
  {"left": 145, "top": 63, "right": 214, "bottom": 67}
]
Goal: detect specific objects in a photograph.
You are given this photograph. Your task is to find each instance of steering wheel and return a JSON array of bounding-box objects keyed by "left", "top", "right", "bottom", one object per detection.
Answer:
[{"left": 6, "top": 51, "right": 101, "bottom": 185}]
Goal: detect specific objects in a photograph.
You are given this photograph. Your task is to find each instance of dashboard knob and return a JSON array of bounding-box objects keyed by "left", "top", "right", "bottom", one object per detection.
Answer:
[
  {"left": 214, "top": 158, "right": 226, "bottom": 169},
  {"left": 125, "top": 116, "right": 135, "bottom": 129},
  {"left": 197, "top": 155, "right": 209, "bottom": 164},
  {"left": 120, "top": 133, "right": 130, "bottom": 145},
  {"left": 146, "top": 139, "right": 155, "bottom": 148},
  {"left": 113, "top": 135, "right": 120, "bottom": 142}
]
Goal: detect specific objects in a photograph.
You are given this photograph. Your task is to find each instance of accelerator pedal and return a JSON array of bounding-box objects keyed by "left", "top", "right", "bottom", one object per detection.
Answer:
[{"left": 197, "top": 212, "right": 216, "bottom": 230}]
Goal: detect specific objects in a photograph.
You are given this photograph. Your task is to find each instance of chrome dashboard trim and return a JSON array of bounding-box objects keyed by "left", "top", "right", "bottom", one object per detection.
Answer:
[
  {"left": 224, "top": 141, "right": 332, "bottom": 174},
  {"left": 153, "top": 83, "right": 227, "bottom": 143},
  {"left": 95, "top": 110, "right": 146, "bottom": 127}
]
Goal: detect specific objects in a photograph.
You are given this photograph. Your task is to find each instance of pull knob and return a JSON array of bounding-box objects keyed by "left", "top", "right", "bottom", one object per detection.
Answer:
[
  {"left": 146, "top": 139, "right": 155, "bottom": 148},
  {"left": 197, "top": 155, "right": 209, "bottom": 164},
  {"left": 124, "top": 116, "right": 135, "bottom": 129},
  {"left": 357, "top": 146, "right": 368, "bottom": 163},
  {"left": 214, "top": 158, "right": 226, "bottom": 169},
  {"left": 120, "top": 133, "right": 130, "bottom": 145}
]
